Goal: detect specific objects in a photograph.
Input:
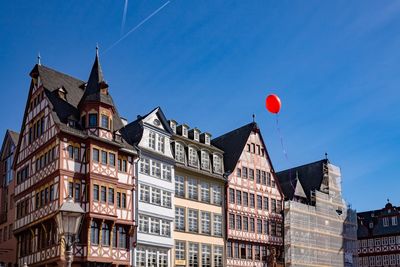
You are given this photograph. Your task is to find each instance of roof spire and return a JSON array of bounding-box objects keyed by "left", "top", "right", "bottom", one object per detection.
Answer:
[
  {"left": 252, "top": 114, "right": 255, "bottom": 123},
  {"left": 325, "top": 152, "right": 328, "bottom": 160},
  {"left": 96, "top": 43, "right": 99, "bottom": 57},
  {"left": 37, "top": 52, "right": 41, "bottom": 65}
]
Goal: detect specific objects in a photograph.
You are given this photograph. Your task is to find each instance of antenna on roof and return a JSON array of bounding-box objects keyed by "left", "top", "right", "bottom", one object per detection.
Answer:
[
  {"left": 37, "top": 53, "right": 41, "bottom": 65},
  {"left": 252, "top": 114, "right": 255, "bottom": 123}
]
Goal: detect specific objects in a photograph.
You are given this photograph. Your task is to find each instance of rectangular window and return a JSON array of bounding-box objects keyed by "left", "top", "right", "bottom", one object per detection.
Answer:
[
  {"left": 68, "top": 182, "right": 73, "bottom": 198},
  {"left": 272, "top": 199, "right": 277, "bottom": 213},
  {"left": 392, "top": 216, "right": 398, "bottom": 226},
  {"left": 270, "top": 221, "right": 276, "bottom": 236},
  {"left": 262, "top": 171, "right": 267, "bottom": 185},
  {"left": 151, "top": 161, "right": 161, "bottom": 178},
  {"left": 162, "top": 165, "right": 172, "bottom": 181},
  {"left": 229, "top": 188, "right": 235, "bottom": 204},
  {"left": 89, "top": 114, "right": 97, "bottom": 127},
  {"left": 136, "top": 247, "right": 146, "bottom": 267},
  {"left": 246, "top": 244, "right": 252, "bottom": 260},
  {"left": 212, "top": 185, "right": 222, "bottom": 205},
  {"left": 242, "top": 167, "right": 248, "bottom": 178},
  {"left": 117, "top": 192, "right": 121, "bottom": 208},
  {"left": 264, "top": 197, "right": 269, "bottom": 211},
  {"left": 236, "top": 215, "right": 242, "bottom": 230},
  {"left": 383, "top": 217, "right": 389, "bottom": 227},
  {"left": 188, "top": 209, "right": 198, "bottom": 232},
  {"left": 256, "top": 169, "right": 261, "bottom": 183},
  {"left": 189, "top": 243, "right": 199, "bottom": 267},
  {"left": 243, "top": 192, "right": 248, "bottom": 207},
  {"left": 101, "top": 114, "right": 109, "bottom": 129},
  {"left": 92, "top": 148, "right": 99, "bottom": 162},
  {"left": 139, "top": 157, "right": 150, "bottom": 175},
  {"left": 157, "top": 135, "right": 165, "bottom": 153},
  {"left": 93, "top": 184, "right": 99, "bottom": 201},
  {"left": 214, "top": 246, "right": 223, "bottom": 267},
  {"left": 188, "top": 147, "right": 198, "bottom": 166},
  {"left": 243, "top": 217, "right": 249, "bottom": 231},
  {"left": 175, "top": 175, "right": 185, "bottom": 197},
  {"left": 139, "top": 215, "right": 149, "bottom": 233},
  {"left": 263, "top": 220, "right": 269, "bottom": 235},
  {"left": 101, "top": 151, "right": 107, "bottom": 164},
  {"left": 74, "top": 147, "right": 80, "bottom": 161},
  {"left": 149, "top": 131, "right": 156, "bottom": 150},
  {"left": 213, "top": 214, "right": 222, "bottom": 236},
  {"left": 201, "top": 151, "right": 209, "bottom": 170},
  {"left": 188, "top": 178, "right": 198, "bottom": 200},
  {"left": 257, "top": 195, "right": 262, "bottom": 210},
  {"left": 74, "top": 183, "right": 81, "bottom": 202},
  {"left": 229, "top": 213, "right": 235, "bottom": 229},
  {"left": 213, "top": 154, "right": 222, "bottom": 173},
  {"left": 257, "top": 219, "right": 262, "bottom": 234},
  {"left": 150, "top": 217, "right": 160, "bottom": 234},
  {"left": 175, "top": 207, "right": 185, "bottom": 231},
  {"left": 201, "top": 211, "right": 211, "bottom": 235},
  {"left": 250, "top": 193, "right": 255, "bottom": 208},
  {"left": 162, "top": 191, "right": 171, "bottom": 208},
  {"left": 49, "top": 185, "right": 54, "bottom": 201},
  {"left": 201, "top": 182, "right": 210, "bottom": 203},
  {"left": 68, "top": 145, "right": 74, "bottom": 159},
  {"left": 250, "top": 218, "right": 255, "bottom": 232},
  {"left": 236, "top": 190, "right": 242, "bottom": 205},
  {"left": 227, "top": 242, "right": 232, "bottom": 258},
  {"left": 109, "top": 153, "right": 115, "bottom": 166},
  {"left": 175, "top": 142, "right": 185, "bottom": 163},
  {"left": 108, "top": 188, "right": 114, "bottom": 204},
  {"left": 151, "top": 188, "right": 161, "bottom": 205},
  {"left": 122, "top": 193, "right": 126, "bottom": 208},
  {"left": 249, "top": 169, "right": 254, "bottom": 180},
  {"left": 236, "top": 168, "right": 241, "bottom": 177},
  {"left": 202, "top": 244, "right": 211, "bottom": 267},
  {"left": 101, "top": 186, "right": 107, "bottom": 202},
  {"left": 175, "top": 241, "right": 186, "bottom": 260}
]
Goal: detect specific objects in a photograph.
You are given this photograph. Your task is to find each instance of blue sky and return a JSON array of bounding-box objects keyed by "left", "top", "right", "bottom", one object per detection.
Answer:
[{"left": 1, "top": 1, "right": 399, "bottom": 211}]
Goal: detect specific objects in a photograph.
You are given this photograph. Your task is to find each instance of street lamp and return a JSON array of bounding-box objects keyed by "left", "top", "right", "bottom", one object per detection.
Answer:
[{"left": 56, "top": 196, "right": 85, "bottom": 267}]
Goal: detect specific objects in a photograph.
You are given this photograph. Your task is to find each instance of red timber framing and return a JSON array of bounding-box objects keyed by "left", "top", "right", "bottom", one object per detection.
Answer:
[
  {"left": 12, "top": 52, "right": 137, "bottom": 267},
  {"left": 212, "top": 122, "right": 285, "bottom": 267}
]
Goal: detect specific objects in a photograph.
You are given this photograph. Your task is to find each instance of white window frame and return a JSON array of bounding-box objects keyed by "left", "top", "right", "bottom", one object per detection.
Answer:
[
  {"left": 175, "top": 142, "right": 185, "bottom": 163},
  {"left": 149, "top": 131, "right": 156, "bottom": 150}
]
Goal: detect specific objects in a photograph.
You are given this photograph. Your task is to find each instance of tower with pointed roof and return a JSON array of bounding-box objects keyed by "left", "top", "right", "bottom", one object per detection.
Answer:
[
  {"left": 12, "top": 49, "right": 138, "bottom": 267},
  {"left": 212, "top": 121, "right": 285, "bottom": 267}
]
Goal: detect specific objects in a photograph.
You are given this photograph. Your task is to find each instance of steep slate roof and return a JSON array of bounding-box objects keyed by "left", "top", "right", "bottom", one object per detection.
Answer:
[
  {"left": 357, "top": 203, "right": 400, "bottom": 238},
  {"left": 26, "top": 53, "right": 130, "bottom": 149},
  {"left": 120, "top": 106, "right": 173, "bottom": 147},
  {"left": 276, "top": 159, "right": 328, "bottom": 203},
  {"left": 212, "top": 122, "right": 257, "bottom": 173},
  {"left": 0, "top": 130, "right": 19, "bottom": 161},
  {"left": 8, "top": 130, "right": 20, "bottom": 146}
]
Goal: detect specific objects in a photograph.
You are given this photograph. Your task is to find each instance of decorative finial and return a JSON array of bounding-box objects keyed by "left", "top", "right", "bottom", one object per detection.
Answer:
[
  {"left": 96, "top": 43, "right": 99, "bottom": 56},
  {"left": 252, "top": 114, "right": 255, "bottom": 123},
  {"left": 387, "top": 198, "right": 390, "bottom": 203},
  {"left": 325, "top": 152, "right": 328, "bottom": 160},
  {"left": 37, "top": 53, "right": 41, "bottom": 65}
]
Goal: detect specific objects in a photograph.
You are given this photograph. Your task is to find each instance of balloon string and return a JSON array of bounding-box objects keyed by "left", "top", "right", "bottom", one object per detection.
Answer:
[{"left": 275, "top": 114, "right": 288, "bottom": 160}]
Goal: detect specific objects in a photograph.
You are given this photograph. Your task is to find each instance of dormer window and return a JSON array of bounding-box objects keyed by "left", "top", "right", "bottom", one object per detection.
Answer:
[
  {"left": 169, "top": 121, "right": 177, "bottom": 133},
  {"left": 213, "top": 154, "right": 223, "bottom": 174},
  {"left": 89, "top": 114, "right": 98, "bottom": 127},
  {"left": 57, "top": 87, "right": 67, "bottom": 101},
  {"left": 183, "top": 127, "right": 188, "bottom": 137},
  {"left": 201, "top": 151, "right": 210, "bottom": 170},
  {"left": 205, "top": 135, "right": 210, "bottom": 145},
  {"left": 194, "top": 131, "right": 200, "bottom": 141},
  {"left": 101, "top": 114, "right": 109, "bottom": 129}
]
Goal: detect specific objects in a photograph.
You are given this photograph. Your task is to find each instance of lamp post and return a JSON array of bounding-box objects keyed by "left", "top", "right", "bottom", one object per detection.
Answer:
[{"left": 55, "top": 196, "right": 85, "bottom": 267}]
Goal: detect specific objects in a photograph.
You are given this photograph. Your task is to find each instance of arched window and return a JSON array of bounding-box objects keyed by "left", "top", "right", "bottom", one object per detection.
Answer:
[
  {"left": 201, "top": 150, "right": 210, "bottom": 170},
  {"left": 175, "top": 142, "right": 185, "bottom": 163},
  {"left": 188, "top": 146, "right": 198, "bottom": 167}
]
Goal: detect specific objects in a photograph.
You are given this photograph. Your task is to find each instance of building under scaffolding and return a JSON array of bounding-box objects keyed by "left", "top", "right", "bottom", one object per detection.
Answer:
[{"left": 277, "top": 159, "right": 358, "bottom": 267}]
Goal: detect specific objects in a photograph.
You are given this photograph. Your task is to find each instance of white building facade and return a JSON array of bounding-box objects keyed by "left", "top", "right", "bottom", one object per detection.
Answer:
[{"left": 123, "top": 107, "right": 175, "bottom": 267}]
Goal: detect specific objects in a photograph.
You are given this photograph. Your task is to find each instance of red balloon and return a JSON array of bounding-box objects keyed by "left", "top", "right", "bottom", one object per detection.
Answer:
[{"left": 266, "top": 94, "right": 281, "bottom": 114}]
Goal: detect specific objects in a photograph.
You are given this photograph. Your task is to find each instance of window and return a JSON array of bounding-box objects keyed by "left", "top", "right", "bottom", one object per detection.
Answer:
[
  {"left": 201, "top": 151, "right": 209, "bottom": 170},
  {"left": 202, "top": 244, "right": 211, "bottom": 267},
  {"left": 175, "top": 175, "right": 185, "bottom": 197},
  {"left": 201, "top": 211, "right": 211, "bottom": 235},
  {"left": 256, "top": 169, "right": 261, "bottom": 183},
  {"left": 67, "top": 145, "right": 74, "bottom": 159},
  {"left": 229, "top": 188, "right": 235, "bottom": 204},
  {"left": 189, "top": 243, "right": 199, "bottom": 267},
  {"left": 392, "top": 216, "right": 398, "bottom": 226},
  {"left": 383, "top": 217, "right": 389, "bottom": 227},
  {"left": 234, "top": 242, "right": 239, "bottom": 258},
  {"left": 151, "top": 188, "right": 161, "bottom": 205},
  {"left": 101, "top": 114, "right": 109, "bottom": 129},
  {"left": 262, "top": 171, "right": 267, "bottom": 185},
  {"left": 243, "top": 192, "right": 248, "bottom": 207},
  {"left": 157, "top": 135, "right": 165, "bottom": 153},
  {"left": 150, "top": 217, "right": 160, "bottom": 234},
  {"left": 101, "top": 186, "right": 107, "bottom": 202},
  {"left": 188, "top": 178, "right": 198, "bottom": 200},
  {"left": 139, "top": 158, "right": 150, "bottom": 175},
  {"left": 257, "top": 219, "right": 262, "bottom": 234},
  {"left": 108, "top": 188, "right": 114, "bottom": 204},
  {"left": 139, "top": 215, "right": 149, "bottom": 233},
  {"left": 149, "top": 131, "right": 156, "bottom": 150},
  {"left": 246, "top": 244, "right": 252, "bottom": 260},
  {"left": 264, "top": 197, "right": 269, "bottom": 211},
  {"left": 236, "top": 168, "right": 241, "bottom": 177},
  {"left": 212, "top": 185, "right": 222, "bottom": 205},
  {"left": 211, "top": 246, "right": 222, "bottom": 267},
  {"left": 188, "top": 209, "right": 198, "bottom": 232},
  {"left": 89, "top": 114, "right": 97, "bottom": 127},
  {"left": 229, "top": 213, "right": 235, "bottom": 229},
  {"left": 243, "top": 217, "right": 249, "bottom": 231},
  {"left": 175, "top": 142, "right": 185, "bottom": 163},
  {"left": 118, "top": 158, "right": 127, "bottom": 172},
  {"left": 139, "top": 184, "right": 150, "bottom": 202},
  {"left": 92, "top": 148, "right": 99, "bottom": 162},
  {"left": 213, "top": 154, "right": 222, "bottom": 173},
  {"left": 102, "top": 223, "right": 110, "bottom": 246},
  {"left": 249, "top": 169, "right": 254, "bottom": 180},
  {"left": 254, "top": 245, "right": 260, "bottom": 260},
  {"left": 136, "top": 247, "right": 146, "bottom": 267},
  {"left": 240, "top": 244, "right": 246, "bottom": 259},
  {"left": 151, "top": 161, "right": 161, "bottom": 178},
  {"left": 162, "top": 165, "right": 172, "bottom": 181},
  {"left": 121, "top": 193, "right": 126, "bottom": 208},
  {"left": 201, "top": 182, "right": 210, "bottom": 203},
  {"left": 118, "top": 226, "right": 127, "bottom": 248},
  {"left": 270, "top": 221, "right": 276, "bottom": 236},
  {"left": 93, "top": 185, "right": 99, "bottom": 201},
  {"left": 242, "top": 167, "right": 248, "bottom": 178},
  {"left": 162, "top": 191, "right": 171, "bottom": 208},
  {"left": 263, "top": 220, "right": 269, "bottom": 235},
  {"left": 90, "top": 221, "right": 99, "bottom": 245},
  {"left": 68, "top": 182, "right": 73, "bottom": 198},
  {"left": 117, "top": 192, "right": 121, "bottom": 208},
  {"left": 214, "top": 214, "right": 222, "bottom": 236},
  {"left": 250, "top": 193, "right": 255, "bottom": 208},
  {"left": 175, "top": 207, "right": 185, "bottom": 231},
  {"left": 227, "top": 242, "right": 232, "bottom": 258},
  {"left": 188, "top": 147, "right": 198, "bottom": 166},
  {"left": 161, "top": 220, "right": 170, "bottom": 237},
  {"left": 101, "top": 151, "right": 107, "bottom": 164},
  {"left": 250, "top": 218, "right": 255, "bottom": 232},
  {"left": 267, "top": 172, "right": 271, "bottom": 186},
  {"left": 257, "top": 195, "right": 262, "bottom": 210},
  {"left": 271, "top": 199, "right": 277, "bottom": 213},
  {"left": 236, "top": 215, "right": 242, "bottom": 230},
  {"left": 176, "top": 241, "right": 186, "bottom": 260},
  {"left": 236, "top": 190, "right": 242, "bottom": 205},
  {"left": 74, "top": 183, "right": 81, "bottom": 202},
  {"left": 148, "top": 249, "right": 157, "bottom": 267},
  {"left": 109, "top": 153, "right": 115, "bottom": 166}
]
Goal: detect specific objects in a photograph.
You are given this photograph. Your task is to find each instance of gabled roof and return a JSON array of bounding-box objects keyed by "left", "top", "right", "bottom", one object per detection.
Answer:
[
  {"left": 0, "top": 130, "right": 19, "bottom": 161},
  {"left": 212, "top": 122, "right": 257, "bottom": 173},
  {"left": 276, "top": 159, "right": 328, "bottom": 203},
  {"left": 120, "top": 106, "right": 173, "bottom": 146},
  {"left": 79, "top": 49, "right": 115, "bottom": 108}
]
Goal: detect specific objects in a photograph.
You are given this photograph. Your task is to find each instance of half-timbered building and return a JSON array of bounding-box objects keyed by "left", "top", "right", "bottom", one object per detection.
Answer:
[
  {"left": 169, "top": 121, "right": 226, "bottom": 267},
  {"left": 0, "top": 130, "right": 19, "bottom": 266},
  {"left": 120, "top": 107, "right": 175, "bottom": 267},
  {"left": 12, "top": 50, "right": 137, "bottom": 267},
  {"left": 212, "top": 121, "right": 284, "bottom": 267}
]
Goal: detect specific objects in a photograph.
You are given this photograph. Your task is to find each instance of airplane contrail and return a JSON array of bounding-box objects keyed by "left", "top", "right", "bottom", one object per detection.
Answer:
[
  {"left": 120, "top": 0, "right": 129, "bottom": 36},
  {"left": 104, "top": 0, "right": 171, "bottom": 54}
]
